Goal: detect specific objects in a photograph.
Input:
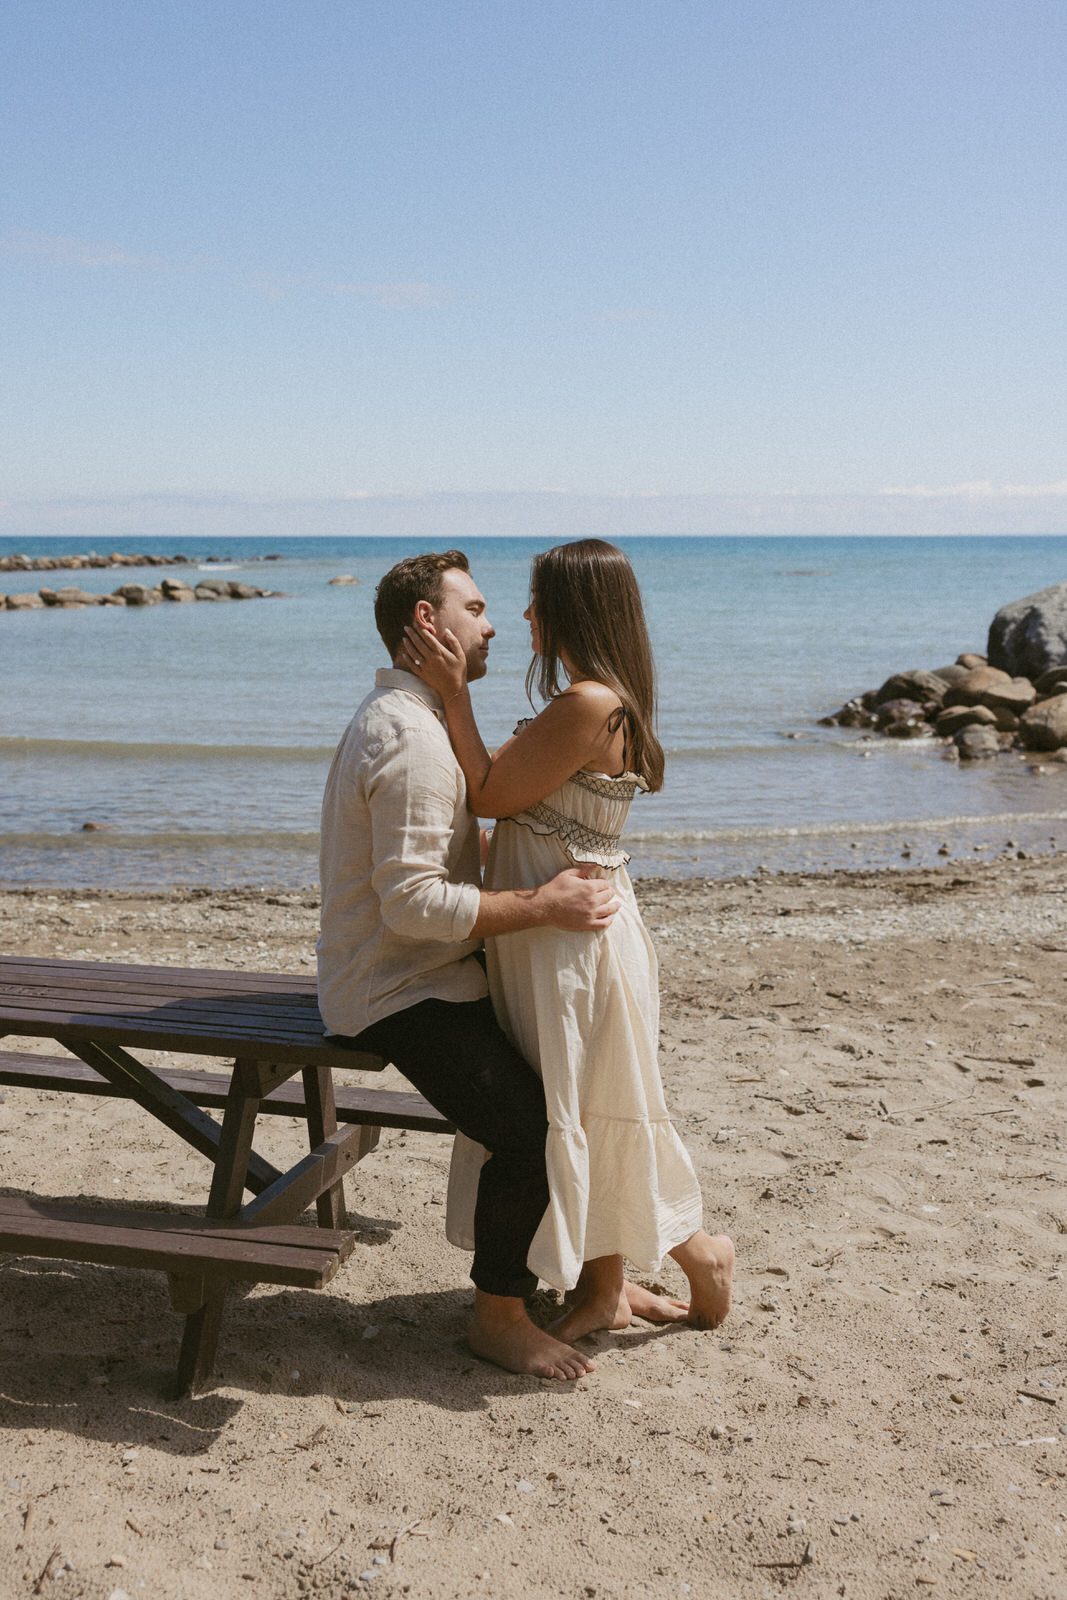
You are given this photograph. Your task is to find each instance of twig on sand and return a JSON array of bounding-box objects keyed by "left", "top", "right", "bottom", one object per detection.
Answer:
[
  {"left": 754, "top": 1540, "right": 815, "bottom": 1569},
  {"left": 308, "top": 1537, "right": 345, "bottom": 1569},
  {"left": 1017, "top": 1389, "right": 1057, "bottom": 1405},
  {"left": 392, "top": 1520, "right": 422, "bottom": 1560},
  {"left": 32, "top": 1545, "right": 62, "bottom": 1595}
]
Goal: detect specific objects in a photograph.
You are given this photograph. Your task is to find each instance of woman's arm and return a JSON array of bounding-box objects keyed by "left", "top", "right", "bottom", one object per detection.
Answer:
[{"left": 402, "top": 622, "right": 621, "bottom": 817}]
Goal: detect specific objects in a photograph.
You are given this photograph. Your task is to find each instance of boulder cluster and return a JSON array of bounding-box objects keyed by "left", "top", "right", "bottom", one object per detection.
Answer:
[
  {"left": 821, "top": 656, "right": 1067, "bottom": 760},
  {"left": 820, "top": 580, "right": 1067, "bottom": 763},
  {"left": 1, "top": 550, "right": 192, "bottom": 572},
  {"left": 3, "top": 576, "right": 285, "bottom": 611},
  {"left": 0, "top": 550, "right": 282, "bottom": 571}
]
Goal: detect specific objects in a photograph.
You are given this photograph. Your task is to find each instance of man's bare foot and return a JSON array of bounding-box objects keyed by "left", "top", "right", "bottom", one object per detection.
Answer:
[
  {"left": 623, "top": 1279, "right": 690, "bottom": 1323},
  {"left": 669, "top": 1232, "right": 735, "bottom": 1329},
  {"left": 468, "top": 1294, "right": 594, "bottom": 1380}
]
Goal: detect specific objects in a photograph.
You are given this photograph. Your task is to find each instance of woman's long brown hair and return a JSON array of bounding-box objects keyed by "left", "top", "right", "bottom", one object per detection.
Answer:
[{"left": 526, "top": 539, "right": 665, "bottom": 792}]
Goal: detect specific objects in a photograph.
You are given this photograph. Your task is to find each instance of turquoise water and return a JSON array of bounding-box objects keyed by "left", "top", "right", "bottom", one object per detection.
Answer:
[{"left": 3, "top": 534, "right": 1067, "bottom": 887}]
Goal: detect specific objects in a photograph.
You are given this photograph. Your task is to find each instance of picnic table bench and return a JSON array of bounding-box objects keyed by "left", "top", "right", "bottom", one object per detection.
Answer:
[{"left": 0, "top": 954, "right": 454, "bottom": 1395}]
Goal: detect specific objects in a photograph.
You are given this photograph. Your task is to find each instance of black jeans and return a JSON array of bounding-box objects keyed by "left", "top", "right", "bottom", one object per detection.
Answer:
[{"left": 348, "top": 996, "right": 549, "bottom": 1299}]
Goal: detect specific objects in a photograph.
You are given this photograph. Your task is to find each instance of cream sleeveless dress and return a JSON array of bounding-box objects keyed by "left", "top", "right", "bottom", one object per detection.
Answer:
[{"left": 445, "top": 748, "right": 703, "bottom": 1292}]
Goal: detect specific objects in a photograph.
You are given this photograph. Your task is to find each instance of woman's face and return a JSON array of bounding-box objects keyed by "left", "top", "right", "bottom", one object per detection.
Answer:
[{"left": 523, "top": 599, "right": 542, "bottom": 655}]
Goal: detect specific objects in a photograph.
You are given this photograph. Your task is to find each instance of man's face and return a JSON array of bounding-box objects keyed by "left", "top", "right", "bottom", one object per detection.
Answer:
[{"left": 425, "top": 568, "right": 495, "bottom": 681}]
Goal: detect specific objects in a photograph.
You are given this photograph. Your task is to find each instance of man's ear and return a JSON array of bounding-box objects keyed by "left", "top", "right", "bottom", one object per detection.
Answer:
[{"left": 413, "top": 599, "right": 438, "bottom": 635}]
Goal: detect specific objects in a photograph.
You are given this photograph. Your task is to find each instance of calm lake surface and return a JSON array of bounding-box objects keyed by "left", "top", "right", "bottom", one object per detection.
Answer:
[{"left": 3, "top": 534, "right": 1067, "bottom": 888}]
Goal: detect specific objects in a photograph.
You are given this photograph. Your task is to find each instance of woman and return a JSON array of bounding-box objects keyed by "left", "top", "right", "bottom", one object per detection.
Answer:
[{"left": 404, "top": 539, "right": 733, "bottom": 1340}]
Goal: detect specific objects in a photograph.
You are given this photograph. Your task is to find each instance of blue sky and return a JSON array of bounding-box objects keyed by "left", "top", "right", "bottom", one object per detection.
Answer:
[{"left": 2, "top": 0, "right": 1066, "bottom": 536}]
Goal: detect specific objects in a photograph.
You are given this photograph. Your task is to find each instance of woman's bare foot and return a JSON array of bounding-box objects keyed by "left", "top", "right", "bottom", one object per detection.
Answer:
[
  {"left": 623, "top": 1280, "right": 691, "bottom": 1323},
  {"left": 468, "top": 1292, "right": 594, "bottom": 1379},
  {"left": 550, "top": 1256, "right": 628, "bottom": 1342},
  {"left": 669, "top": 1232, "right": 735, "bottom": 1329}
]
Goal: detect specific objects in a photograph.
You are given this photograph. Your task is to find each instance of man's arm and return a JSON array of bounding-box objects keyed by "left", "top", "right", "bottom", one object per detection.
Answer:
[{"left": 471, "top": 868, "right": 619, "bottom": 939}]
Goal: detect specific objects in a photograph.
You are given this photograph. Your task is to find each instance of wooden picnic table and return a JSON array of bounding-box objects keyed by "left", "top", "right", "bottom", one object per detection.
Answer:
[{"left": 0, "top": 954, "right": 451, "bottom": 1394}]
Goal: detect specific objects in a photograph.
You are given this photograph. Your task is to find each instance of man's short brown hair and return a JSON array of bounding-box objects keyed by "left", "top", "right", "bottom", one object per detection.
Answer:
[{"left": 373, "top": 550, "right": 470, "bottom": 658}]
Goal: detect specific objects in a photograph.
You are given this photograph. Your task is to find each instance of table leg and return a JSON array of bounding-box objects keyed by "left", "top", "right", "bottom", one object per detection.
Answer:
[
  {"left": 174, "top": 1293, "right": 228, "bottom": 1398},
  {"left": 175, "top": 1074, "right": 263, "bottom": 1396},
  {"left": 302, "top": 1064, "right": 346, "bottom": 1228}
]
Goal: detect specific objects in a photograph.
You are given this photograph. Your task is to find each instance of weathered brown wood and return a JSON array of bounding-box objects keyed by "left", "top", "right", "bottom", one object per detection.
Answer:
[
  {"left": 240, "top": 1122, "right": 380, "bottom": 1227},
  {"left": 0, "top": 974, "right": 323, "bottom": 1017},
  {"left": 302, "top": 1064, "right": 346, "bottom": 1228},
  {"left": 0, "top": 1203, "right": 352, "bottom": 1285},
  {"left": 0, "top": 954, "right": 321, "bottom": 992},
  {"left": 0, "top": 952, "right": 415, "bottom": 1396},
  {"left": 208, "top": 1068, "right": 264, "bottom": 1215},
  {"left": 0, "top": 1009, "right": 380, "bottom": 1068},
  {"left": 0, "top": 1194, "right": 354, "bottom": 1257},
  {"left": 0, "top": 1051, "right": 453, "bottom": 1131},
  {"left": 176, "top": 1293, "right": 228, "bottom": 1397},
  {"left": 167, "top": 1273, "right": 206, "bottom": 1313}
]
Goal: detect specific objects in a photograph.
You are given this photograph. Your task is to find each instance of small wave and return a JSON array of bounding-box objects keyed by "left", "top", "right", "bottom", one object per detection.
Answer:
[
  {"left": 0, "top": 829, "right": 321, "bottom": 850},
  {"left": 0, "top": 737, "right": 336, "bottom": 763},
  {"left": 625, "top": 807, "right": 1067, "bottom": 845}
]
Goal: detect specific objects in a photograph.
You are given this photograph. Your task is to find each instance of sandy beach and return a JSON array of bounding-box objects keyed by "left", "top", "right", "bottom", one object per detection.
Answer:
[{"left": 1, "top": 857, "right": 1064, "bottom": 1599}]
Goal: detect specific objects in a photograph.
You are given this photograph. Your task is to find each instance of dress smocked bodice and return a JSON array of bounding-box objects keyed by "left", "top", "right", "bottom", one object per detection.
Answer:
[{"left": 503, "top": 718, "right": 648, "bottom": 870}]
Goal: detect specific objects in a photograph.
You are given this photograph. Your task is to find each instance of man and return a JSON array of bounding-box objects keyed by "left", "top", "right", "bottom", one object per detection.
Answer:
[{"left": 317, "top": 550, "right": 618, "bottom": 1379}]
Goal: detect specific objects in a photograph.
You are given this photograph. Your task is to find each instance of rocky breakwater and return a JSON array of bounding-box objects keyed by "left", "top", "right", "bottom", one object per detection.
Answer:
[
  {"left": 4, "top": 576, "right": 286, "bottom": 611},
  {"left": 821, "top": 580, "right": 1067, "bottom": 764},
  {"left": 0, "top": 550, "right": 193, "bottom": 572}
]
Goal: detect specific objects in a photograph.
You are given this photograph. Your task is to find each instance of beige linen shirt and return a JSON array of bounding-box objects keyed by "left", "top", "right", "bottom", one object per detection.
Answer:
[{"left": 317, "top": 668, "right": 488, "bottom": 1035}]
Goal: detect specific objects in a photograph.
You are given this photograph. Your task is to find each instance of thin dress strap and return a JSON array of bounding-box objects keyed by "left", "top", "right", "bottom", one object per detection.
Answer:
[{"left": 606, "top": 704, "right": 632, "bottom": 776}]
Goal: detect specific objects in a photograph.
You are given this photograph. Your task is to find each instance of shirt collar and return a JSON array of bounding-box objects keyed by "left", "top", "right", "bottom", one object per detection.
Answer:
[{"left": 375, "top": 666, "right": 445, "bottom": 716}]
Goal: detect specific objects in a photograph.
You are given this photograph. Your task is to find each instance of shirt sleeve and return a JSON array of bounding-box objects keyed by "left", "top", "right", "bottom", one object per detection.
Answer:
[{"left": 365, "top": 723, "right": 482, "bottom": 943}]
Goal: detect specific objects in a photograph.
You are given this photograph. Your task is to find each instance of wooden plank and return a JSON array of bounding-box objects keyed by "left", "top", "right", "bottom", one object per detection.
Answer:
[
  {"left": 0, "top": 1011, "right": 381, "bottom": 1068},
  {"left": 302, "top": 1063, "right": 345, "bottom": 1228},
  {"left": 207, "top": 1069, "right": 264, "bottom": 1217},
  {"left": 0, "top": 1194, "right": 353, "bottom": 1257},
  {"left": 0, "top": 955, "right": 319, "bottom": 993},
  {"left": 0, "top": 992, "right": 326, "bottom": 1033},
  {"left": 0, "top": 1052, "right": 451, "bottom": 1131},
  {"left": 0, "top": 968, "right": 322, "bottom": 1009},
  {"left": 240, "top": 1122, "right": 379, "bottom": 1227},
  {"left": 0, "top": 1213, "right": 347, "bottom": 1286}
]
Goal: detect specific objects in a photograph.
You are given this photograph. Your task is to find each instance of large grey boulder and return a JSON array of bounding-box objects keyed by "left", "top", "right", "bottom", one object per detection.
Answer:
[{"left": 988, "top": 581, "right": 1067, "bottom": 679}]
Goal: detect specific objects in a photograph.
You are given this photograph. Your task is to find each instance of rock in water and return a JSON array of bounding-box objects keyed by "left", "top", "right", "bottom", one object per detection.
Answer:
[
  {"left": 1019, "top": 692, "right": 1067, "bottom": 751},
  {"left": 873, "top": 670, "right": 948, "bottom": 706},
  {"left": 955, "top": 725, "right": 1000, "bottom": 760},
  {"left": 988, "top": 580, "right": 1067, "bottom": 679}
]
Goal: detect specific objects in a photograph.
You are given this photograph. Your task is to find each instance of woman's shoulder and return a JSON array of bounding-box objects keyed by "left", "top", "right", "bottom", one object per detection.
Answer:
[{"left": 558, "top": 680, "right": 622, "bottom": 715}]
